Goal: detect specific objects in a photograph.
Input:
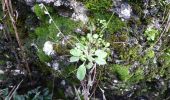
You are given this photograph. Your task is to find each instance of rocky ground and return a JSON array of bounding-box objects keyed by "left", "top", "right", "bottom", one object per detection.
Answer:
[{"left": 0, "top": 0, "right": 170, "bottom": 100}]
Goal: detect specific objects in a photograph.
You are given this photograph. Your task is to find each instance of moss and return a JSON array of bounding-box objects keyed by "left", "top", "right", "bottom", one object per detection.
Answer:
[
  {"left": 142, "top": 16, "right": 153, "bottom": 25},
  {"left": 106, "top": 33, "right": 128, "bottom": 54},
  {"left": 111, "top": 64, "right": 131, "bottom": 82},
  {"left": 144, "top": 28, "right": 159, "bottom": 42},
  {"left": 29, "top": 4, "right": 83, "bottom": 55},
  {"left": 128, "top": 68, "right": 144, "bottom": 84},
  {"left": 33, "top": 4, "right": 53, "bottom": 21},
  {"left": 52, "top": 15, "right": 83, "bottom": 34},
  {"left": 37, "top": 50, "right": 52, "bottom": 63},
  {"left": 81, "top": 0, "right": 112, "bottom": 12},
  {"left": 120, "top": 45, "right": 141, "bottom": 63},
  {"left": 131, "top": 4, "right": 143, "bottom": 17},
  {"left": 90, "top": 12, "right": 126, "bottom": 34},
  {"left": 126, "top": 0, "right": 144, "bottom": 19},
  {"left": 139, "top": 48, "right": 155, "bottom": 64},
  {"left": 128, "top": 17, "right": 142, "bottom": 29},
  {"left": 110, "top": 64, "right": 145, "bottom": 87},
  {"left": 157, "top": 49, "right": 170, "bottom": 77},
  {"left": 146, "top": 49, "right": 155, "bottom": 58},
  {"left": 139, "top": 56, "right": 147, "bottom": 64},
  {"left": 109, "top": 33, "right": 128, "bottom": 42},
  {"left": 143, "top": 49, "right": 170, "bottom": 81},
  {"left": 54, "top": 43, "right": 70, "bottom": 55},
  {"left": 0, "top": 2, "right": 2, "bottom": 18},
  {"left": 0, "top": 60, "right": 5, "bottom": 65}
]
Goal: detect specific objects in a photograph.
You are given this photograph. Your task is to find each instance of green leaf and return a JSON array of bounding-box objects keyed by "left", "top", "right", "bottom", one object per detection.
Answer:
[
  {"left": 105, "top": 43, "right": 110, "bottom": 47},
  {"left": 87, "top": 34, "right": 93, "bottom": 42},
  {"left": 77, "top": 64, "right": 86, "bottom": 81},
  {"left": 80, "top": 55, "right": 86, "bottom": 61},
  {"left": 70, "top": 56, "right": 79, "bottom": 62},
  {"left": 70, "top": 48, "right": 82, "bottom": 57},
  {"left": 95, "top": 58, "right": 106, "bottom": 65},
  {"left": 95, "top": 50, "right": 107, "bottom": 58},
  {"left": 76, "top": 43, "right": 85, "bottom": 50},
  {"left": 87, "top": 55, "right": 94, "bottom": 62},
  {"left": 86, "top": 62, "right": 93, "bottom": 69}
]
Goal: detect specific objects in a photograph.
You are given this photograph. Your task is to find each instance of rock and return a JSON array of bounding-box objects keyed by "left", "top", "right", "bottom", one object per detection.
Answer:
[
  {"left": 54, "top": 0, "right": 62, "bottom": 7},
  {"left": 135, "top": 95, "right": 149, "bottom": 100},
  {"left": 65, "top": 86, "right": 74, "bottom": 98},
  {"left": 12, "top": 69, "right": 25, "bottom": 75},
  {"left": 152, "top": 18, "right": 161, "bottom": 29},
  {"left": 120, "top": 3, "right": 131, "bottom": 19},
  {"left": 149, "top": 7, "right": 159, "bottom": 16},
  {"left": 0, "top": 23, "right": 3, "bottom": 30},
  {"left": 61, "top": 80, "right": 66, "bottom": 86},
  {"left": 114, "top": 3, "right": 132, "bottom": 20},
  {"left": 36, "top": 0, "right": 55, "bottom": 4},
  {"left": 24, "top": 0, "right": 35, "bottom": 5},
  {"left": 113, "top": 80, "right": 118, "bottom": 83},
  {"left": 75, "top": 28, "right": 85, "bottom": 35},
  {"left": 127, "top": 37, "right": 138, "bottom": 45},
  {"left": 51, "top": 60, "right": 59, "bottom": 70},
  {"left": 43, "top": 41, "right": 55, "bottom": 56},
  {"left": 0, "top": 70, "right": 4, "bottom": 74},
  {"left": 70, "top": 0, "right": 88, "bottom": 23},
  {"left": 166, "top": 0, "right": 170, "bottom": 3},
  {"left": 54, "top": 0, "right": 70, "bottom": 7},
  {"left": 25, "top": 0, "right": 88, "bottom": 23}
]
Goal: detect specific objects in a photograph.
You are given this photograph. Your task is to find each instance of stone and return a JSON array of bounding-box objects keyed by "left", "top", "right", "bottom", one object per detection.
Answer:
[
  {"left": 43, "top": 41, "right": 55, "bottom": 56},
  {"left": 114, "top": 3, "right": 132, "bottom": 20}
]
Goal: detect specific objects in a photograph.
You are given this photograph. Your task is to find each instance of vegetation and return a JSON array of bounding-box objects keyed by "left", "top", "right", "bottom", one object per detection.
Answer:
[{"left": 0, "top": 0, "right": 170, "bottom": 99}]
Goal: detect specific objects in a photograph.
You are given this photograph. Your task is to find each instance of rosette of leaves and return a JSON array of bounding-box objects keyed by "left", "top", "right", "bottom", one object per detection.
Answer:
[{"left": 69, "top": 33, "right": 110, "bottom": 81}]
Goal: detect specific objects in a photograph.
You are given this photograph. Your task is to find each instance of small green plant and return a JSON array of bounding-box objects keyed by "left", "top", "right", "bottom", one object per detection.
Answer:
[
  {"left": 70, "top": 33, "right": 110, "bottom": 81},
  {"left": 146, "top": 49, "right": 155, "bottom": 58},
  {"left": 69, "top": 17, "right": 112, "bottom": 99},
  {"left": 144, "top": 27, "right": 159, "bottom": 41}
]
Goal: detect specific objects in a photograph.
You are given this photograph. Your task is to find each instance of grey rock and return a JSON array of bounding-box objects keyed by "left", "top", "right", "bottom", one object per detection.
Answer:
[
  {"left": 149, "top": 7, "right": 159, "bottom": 16},
  {"left": 114, "top": 3, "right": 132, "bottom": 20},
  {"left": 25, "top": 0, "right": 88, "bottom": 23},
  {"left": 52, "top": 61, "right": 59, "bottom": 70},
  {"left": 0, "top": 23, "right": 3, "bottom": 30},
  {"left": 75, "top": 28, "right": 85, "bottom": 35}
]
